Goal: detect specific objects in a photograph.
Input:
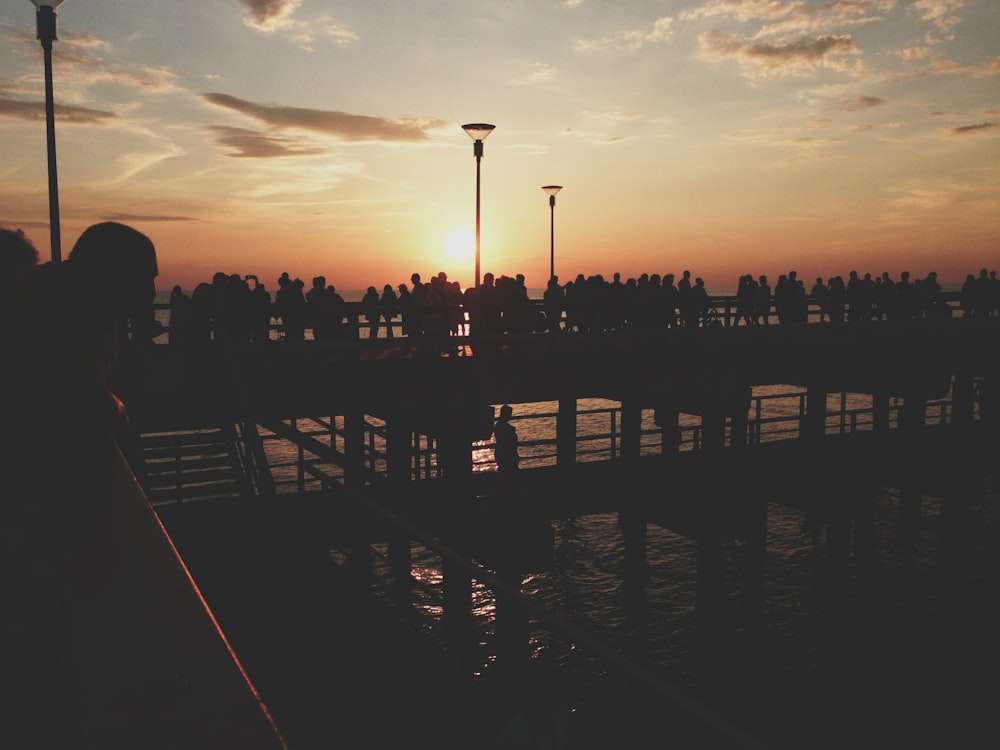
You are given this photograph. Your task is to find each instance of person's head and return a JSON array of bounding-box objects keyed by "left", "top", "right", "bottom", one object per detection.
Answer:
[
  {"left": 69, "top": 222, "right": 157, "bottom": 314},
  {"left": 0, "top": 227, "right": 40, "bottom": 278},
  {"left": 499, "top": 404, "right": 513, "bottom": 420}
]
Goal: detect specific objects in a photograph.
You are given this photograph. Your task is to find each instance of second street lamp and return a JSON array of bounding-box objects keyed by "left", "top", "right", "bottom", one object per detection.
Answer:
[
  {"left": 462, "top": 123, "right": 495, "bottom": 288},
  {"left": 542, "top": 185, "right": 562, "bottom": 282},
  {"left": 31, "top": 0, "right": 67, "bottom": 263}
]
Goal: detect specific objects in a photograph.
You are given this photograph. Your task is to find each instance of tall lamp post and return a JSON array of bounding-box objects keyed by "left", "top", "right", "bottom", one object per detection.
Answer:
[
  {"left": 461, "top": 123, "right": 495, "bottom": 288},
  {"left": 542, "top": 185, "right": 562, "bottom": 281},
  {"left": 32, "top": 0, "right": 66, "bottom": 263}
]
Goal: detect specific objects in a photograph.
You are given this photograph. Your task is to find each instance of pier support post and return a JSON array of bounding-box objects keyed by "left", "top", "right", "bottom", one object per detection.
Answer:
[
  {"left": 557, "top": 396, "right": 577, "bottom": 467},
  {"left": 621, "top": 400, "right": 642, "bottom": 459},
  {"left": 622, "top": 511, "right": 648, "bottom": 612},
  {"left": 802, "top": 385, "right": 827, "bottom": 439},
  {"left": 742, "top": 492, "right": 768, "bottom": 621},
  {"left": 386, "top": 421, "right": 413, "bottom": 591},
  {"left": 730, "top": 404, "right": 749, "bottom": 449},
  {"left": 819, "top": 484, "right": 851, "bottom": 664},
  {"left": 898, "top": 395, "right": 926, "bottom": 561},
  {"left": 344, "top": 407, "right": 371, "bottom": 575},
  {"left": 936, "top": 460, "right": 976, "bottom": 603},
  {"left": 700, "top": 411, "right": 726, "bottom": 451},
  {"left": 619, "top": 401, "right": 648, "bottom": 610},
  {"left": 872, "top": 389, "right": 891, "bottom": 431},
  {"left": 951, "top": 374, "right": 975, "bottom": 425},
  {"left": 493, "top": 529, "right": 528, "bottom": 678},
  {"left": 442, "top": 558, "right": 473, "bottom": 670},
  {"left": 696, "top": 496, "right": 727, "bottom": 659}
]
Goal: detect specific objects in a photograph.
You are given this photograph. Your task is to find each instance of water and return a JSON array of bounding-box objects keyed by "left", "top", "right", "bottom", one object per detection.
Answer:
[{"left": 252, "top": 387, "right": 999, "bottom": 748}]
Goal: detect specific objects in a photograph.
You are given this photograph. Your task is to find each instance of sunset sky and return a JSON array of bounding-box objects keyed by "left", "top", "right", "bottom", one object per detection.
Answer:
[{"left": 2, "top": 0, "right": 997, "bottom": 293}]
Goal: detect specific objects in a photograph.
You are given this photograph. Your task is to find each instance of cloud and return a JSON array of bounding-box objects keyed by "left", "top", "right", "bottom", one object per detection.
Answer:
[
  {"left": 239, "top": 0, "right": 300, "bottom": 31},
  {"left": 914, "top": 0, "right": 965, "bottom": 34},
  {"left": 699, "top": 31, "right": 861, "bottom": 77},
  {"left": 0, "top": 97, "right": 118, "bottom": 125},
  {"left": 897, "top": 47, "right": 931, "bottom": 60},
  {"left": 681, "top": 0, "right": 896, "bottom": 33},
  {"left": 949, "top": 121, "right": 998, "bottom": 136},
  {"left": 201, "top": 93, "right": 446, "bottom": 142},
  {"left": 100, "top": 212, "right": 201, "bottom": 223},
  {"left": 842, "top": 95, "right": 885, "bottom": 111},
  {"left": 236, "top": 1, "right": 357, "bottom": 50},
  {"left": 574, "top": 16, "right": 674, "bottom": 53},
  {"left": 925, "top": 57, "right": 1000, "bottom": 77},
  {"left": 206, "top": 125, "right": 326, "bottom": 158}
]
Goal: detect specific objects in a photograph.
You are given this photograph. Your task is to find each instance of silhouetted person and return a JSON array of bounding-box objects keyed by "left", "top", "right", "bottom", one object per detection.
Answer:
[
  {"left": 0, "top": 226, "right": 40, "bottom": 278},
  {"left": 677, "top": 270, "right": 693, "bottom": 326},
  {"left": 0, "top": 227, "right": 40, "bottom": 321},
  {"left": 826, "top": 276, "right": 846, "bottom": 324},
  {"left": 543, "top": 276, "right": 565, "bottom": 333},
  {"left": 408, "top": 273, "right": 427, "bottom": 336},
  {"left": 397, "top": 282, "right": 417, "bottom": 336},
  {"left": 249, "top": 278, "right": 272, "bottom": 342},
  {"left": 380, "top": 283, "right": 398, "bottom": 338},
  {"left": 275, "top": 273, "right": 308, "bottom": 341},
  {"left": 492, "top": 404, "right": 520, "bottom": 475},
  {"left": 810, "top": 277, "right": 828, "bottom": 323},
  {"left": 167, "top": 285, "right": 192, "bottom": 347},
  {"left": 306, "top": 275, "right": 331, "bottom": 339},
  {"left": 756, "top": 275, "right": 771, "bottom": 325},
  {"left": 735, "top": 274, "right": 757, "bottom": 326},
  {"left": 5, "top": 222, "right": 159, "bottom": 745},
  {"left": 361, "top": 285, "right": 380, "bottom": 338}
]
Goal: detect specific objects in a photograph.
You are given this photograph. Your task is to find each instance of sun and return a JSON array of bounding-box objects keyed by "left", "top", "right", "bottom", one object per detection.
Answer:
[{"left": 444, "top": 229, "right": 475, "bottom": 262}]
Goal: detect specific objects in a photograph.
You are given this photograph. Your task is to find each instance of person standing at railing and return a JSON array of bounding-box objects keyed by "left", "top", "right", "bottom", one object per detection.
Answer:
[
  {"left": 677, "top": 270, "right": 693, "bottom": 326},
  {"left": 492, "top": 404, "right": 520, "bottom": 475},
  {"left": 274, "top": 273, "right": 308, "bottom": 341},
  {"left": 361, "top": 285, "right": 381, "bottom": 339},
  {"left": 543, "top": 275, "right": 565, "bottom": 333},
  {"left": 757, "top": 274, "right": 772, "bottom": 325},
  {"left": 811, "top": 277, "right": 828, "bottom": 323},
  {"left": 735, "top": 274, "right": 757, "bottom": 326},
  {"left": 379, "top": 283, "right": 397, "bottom": 338}
]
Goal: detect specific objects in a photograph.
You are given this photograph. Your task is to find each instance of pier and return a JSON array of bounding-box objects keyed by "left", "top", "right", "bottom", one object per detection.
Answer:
[{"left": 110, "top": 304, "right": 1000, "bottom": 748}]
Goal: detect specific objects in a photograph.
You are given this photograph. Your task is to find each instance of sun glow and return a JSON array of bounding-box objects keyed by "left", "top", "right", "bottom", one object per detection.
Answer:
[{"left": 445, "top": 229, "right": 475, "bottom": 262}]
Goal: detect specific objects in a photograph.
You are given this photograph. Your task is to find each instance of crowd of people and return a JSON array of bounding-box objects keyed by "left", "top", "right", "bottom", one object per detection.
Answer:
[{"left": 159, "top": 266, "right": 1000, "bottom": 345}]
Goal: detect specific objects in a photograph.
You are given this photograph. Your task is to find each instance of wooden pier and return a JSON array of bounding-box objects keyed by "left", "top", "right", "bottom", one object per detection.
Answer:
[{"left": 119, "top": 314, "right": 1000, "bottom": 748}]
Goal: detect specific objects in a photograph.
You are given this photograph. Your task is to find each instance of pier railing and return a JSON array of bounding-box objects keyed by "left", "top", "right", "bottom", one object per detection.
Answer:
[
  {"left": 152, "top": 291, "right": 972, "bottom": 343},
  {"left": 254, "top": 382, "right": 970, "bottom": 495}
]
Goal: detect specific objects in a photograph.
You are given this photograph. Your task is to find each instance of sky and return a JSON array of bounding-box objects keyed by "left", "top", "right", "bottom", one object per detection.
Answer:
[{"left": 1, "top": 0, "right": 998, "bottom": 293}]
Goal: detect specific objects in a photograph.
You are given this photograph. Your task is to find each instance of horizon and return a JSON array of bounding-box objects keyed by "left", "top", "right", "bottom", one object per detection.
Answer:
[{"left": 2, "top": 1, "right": 997, "bottom": 293}]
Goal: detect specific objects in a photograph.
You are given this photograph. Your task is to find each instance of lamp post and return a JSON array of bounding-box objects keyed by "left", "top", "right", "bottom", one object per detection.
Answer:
[
  {"left": 542, "top": 185, "right": 562, "bottom": 281},
  {"left": 32, "top": 0, "right": 66, "bottom": 263},
  {"left": 461, "top": 123, "right": 495, "bottom": 288}
]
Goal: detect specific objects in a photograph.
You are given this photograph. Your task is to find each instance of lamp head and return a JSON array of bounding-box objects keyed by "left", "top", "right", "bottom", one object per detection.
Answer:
[
  {"left": 461, "top": 123, "right": 496, "bottom": 142},
  {"left": 32, "top": 0, "right": 65, "bottom": 44},
  {"left": 543, "top": 185, "right": 562, "bottom": 206}
]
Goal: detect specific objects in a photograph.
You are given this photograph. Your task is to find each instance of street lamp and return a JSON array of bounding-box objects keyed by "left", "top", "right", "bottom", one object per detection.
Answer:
[
  {"left": 31, "top": 0, "right": 66, "bottom": 263},
  {"left": 462, "top": 123, "right": 495, "bottom": 288},
  {"left": 542, "top": 185, "right": 562, "bottom": 281}
]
